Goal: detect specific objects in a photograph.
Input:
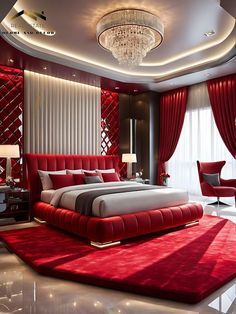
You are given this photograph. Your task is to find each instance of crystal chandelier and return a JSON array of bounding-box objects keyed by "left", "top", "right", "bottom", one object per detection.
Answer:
[{"left": 96, "top": 9, "right": 164, "bottom": 67}]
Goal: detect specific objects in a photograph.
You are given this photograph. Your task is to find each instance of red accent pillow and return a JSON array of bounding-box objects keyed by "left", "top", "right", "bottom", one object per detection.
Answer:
[
  {"left": 102, "top": 172, "right": 120, "bottom": 182},
  {"left": 83, "top": 171, "right": 97, "bottom": 176},
  {"left": 49, "top": 174, "right": 75, "bottom": 189},
  {"left": 83, "top": 171, "right": 103, "bottom": 181},
  {"left": 73, "top": 174, "right": 86, "bottom": 185}
]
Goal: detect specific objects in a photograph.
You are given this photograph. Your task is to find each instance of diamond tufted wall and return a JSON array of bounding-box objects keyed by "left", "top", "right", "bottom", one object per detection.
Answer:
[
  {"left": 101, "top": 90, "right": 126, "bottom": 176},
  {"left": 101, "top": 90, "right": 119, "bottom": 155},
  {"left": 0, "top": 66, "right": 23, "bottom": 181}
]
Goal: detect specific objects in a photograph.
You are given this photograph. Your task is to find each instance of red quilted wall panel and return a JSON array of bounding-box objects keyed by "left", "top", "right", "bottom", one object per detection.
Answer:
[
  {"left": 101, "top": 90, "right": 119, "bottom": 155},
  {"left": 0, "top": 66, "right": 23, "bottom": 182},
  {"left": 101, "top": 90, "right": 126, "bottom": 176}
]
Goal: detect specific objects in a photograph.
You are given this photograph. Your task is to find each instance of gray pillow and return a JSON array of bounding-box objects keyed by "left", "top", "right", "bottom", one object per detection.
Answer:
[
  {"left": 202, "top": 173, "right": 220, "bottom": 186},
  {"left": 84, "top": 176, "right": 103, "bottom": 184}
]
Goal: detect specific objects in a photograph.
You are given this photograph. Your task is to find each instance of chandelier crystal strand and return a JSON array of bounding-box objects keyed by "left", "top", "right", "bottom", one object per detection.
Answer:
[{"left": 97, "top": 9, "right": 164, "bottom": 67}]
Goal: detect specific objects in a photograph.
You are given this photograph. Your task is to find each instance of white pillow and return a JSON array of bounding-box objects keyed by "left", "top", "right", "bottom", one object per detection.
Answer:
[
  {"left": 66, "top": 169, "right": 83, "bottom": 174},
  {"left": 82, "top": 169, "right": 96, "bottom": 173},
  {"left": 38, "top": 170, "right": 66, "bottom": 190},
  {"left": 96, "top": 168, "right": 115, "bottom": 174}
]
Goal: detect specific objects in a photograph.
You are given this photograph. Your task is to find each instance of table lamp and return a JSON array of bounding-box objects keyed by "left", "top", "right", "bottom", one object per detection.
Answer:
[
  {"left": 122, "top": 153, "right": 137, "bottom": 179},
  {"left": 0, "top": 145, "right": 20, "bottom": 178}
]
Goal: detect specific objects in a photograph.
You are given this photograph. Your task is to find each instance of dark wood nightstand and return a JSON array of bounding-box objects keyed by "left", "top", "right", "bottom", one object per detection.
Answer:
[{"left": 0, "top": 187, "right": 30, "bottom": 225}]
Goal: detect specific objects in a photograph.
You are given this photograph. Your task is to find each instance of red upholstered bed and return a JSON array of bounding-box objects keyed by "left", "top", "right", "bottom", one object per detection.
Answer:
[{"left": 25, "top": 153, "right": 203, "bottom": 247}]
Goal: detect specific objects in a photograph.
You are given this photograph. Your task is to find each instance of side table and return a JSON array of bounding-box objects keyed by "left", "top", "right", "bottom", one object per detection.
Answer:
[{"left": 0, "top": 187, "right": 30, "bottom": 225}]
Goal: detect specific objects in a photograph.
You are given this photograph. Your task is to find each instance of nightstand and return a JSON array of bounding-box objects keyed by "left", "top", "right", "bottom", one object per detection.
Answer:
[{"left": 0, "top": 187, "right": 30, "bottom": 225}]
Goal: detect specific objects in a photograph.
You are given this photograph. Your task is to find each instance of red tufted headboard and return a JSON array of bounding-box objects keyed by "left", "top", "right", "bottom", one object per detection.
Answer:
[{"left": 25, "top": 153, "right": 120, "bottom": 203}]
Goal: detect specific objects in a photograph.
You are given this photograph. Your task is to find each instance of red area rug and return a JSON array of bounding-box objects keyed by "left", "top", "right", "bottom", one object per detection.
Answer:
[{"left": 0, "top": 215, "right": 236, "bottom": 304}]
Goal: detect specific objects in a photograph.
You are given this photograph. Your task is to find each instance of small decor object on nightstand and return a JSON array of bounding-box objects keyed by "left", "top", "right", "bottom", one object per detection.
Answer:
[
  {"left": 160, "top": 172, "right": 170, "bottom": 186},
  {"left": 5, "top": 176, "right": 16, "bottom": 189}
]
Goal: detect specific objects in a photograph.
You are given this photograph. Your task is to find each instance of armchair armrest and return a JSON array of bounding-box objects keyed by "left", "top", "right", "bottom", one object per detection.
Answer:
[
  {"left": 220, "top": 178, "right": 236, "bottom": 188},
  {"left": 201, "top": 182, "right": 216, "bottom": 196}
]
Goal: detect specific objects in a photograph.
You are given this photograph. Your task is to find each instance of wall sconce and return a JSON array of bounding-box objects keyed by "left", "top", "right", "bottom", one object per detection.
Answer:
[{"left": 0, "top": 145, "right": 20, "bottom": 179}]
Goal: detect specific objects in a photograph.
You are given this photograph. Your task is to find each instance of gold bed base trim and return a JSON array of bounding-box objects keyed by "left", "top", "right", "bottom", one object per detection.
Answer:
[
  {"left": 34, "top": 217, "right": 47, "bottom": 224},
  {"left": 90, "top": 241, "right": 121, "bottom": 249},
  {"left": 185, "top": 220, "right": 199, "bottom": 228}
]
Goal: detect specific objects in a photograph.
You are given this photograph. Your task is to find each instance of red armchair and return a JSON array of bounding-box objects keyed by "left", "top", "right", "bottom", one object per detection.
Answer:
[{"left": 197, "top": 161, "right": 236, "bottom": 206}]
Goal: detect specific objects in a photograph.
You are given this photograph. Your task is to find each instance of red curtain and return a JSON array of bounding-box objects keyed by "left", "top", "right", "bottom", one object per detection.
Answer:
[
  {"left": 157, "top": 87, "right": 188, "bottom": 184},
  {"left": 207, "top": 74, "right": 236, "bottom": 158}
]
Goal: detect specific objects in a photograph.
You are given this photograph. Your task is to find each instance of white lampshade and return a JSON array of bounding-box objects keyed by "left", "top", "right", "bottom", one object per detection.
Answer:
[
  {"left": 122, "top": 153, "right": 137, "bottom": 163},
  {"left": 0, "top": 145, "right": 20, "bottom": 158}
]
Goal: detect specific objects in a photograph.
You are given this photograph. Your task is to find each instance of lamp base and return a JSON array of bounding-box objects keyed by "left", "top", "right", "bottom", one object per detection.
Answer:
[
  {"left": 6, "top": 157, "right": 12, "bottom": 179},
  {"left": 127, "top": 163, "right": 133, "bottom": 179}
]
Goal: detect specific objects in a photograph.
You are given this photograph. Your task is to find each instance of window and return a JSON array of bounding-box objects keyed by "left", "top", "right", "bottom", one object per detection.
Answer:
[{"left": 167, "top": 82, "right": 235, "bottom": 196}]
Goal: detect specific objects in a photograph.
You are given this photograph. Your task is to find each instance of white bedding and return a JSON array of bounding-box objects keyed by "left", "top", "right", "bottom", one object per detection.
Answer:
[
  {"left": 42, "top": 182, "right": 189, "bottom": 218},
  {"left": 41, "top": 190, "right": 55, "bottom": 203}
]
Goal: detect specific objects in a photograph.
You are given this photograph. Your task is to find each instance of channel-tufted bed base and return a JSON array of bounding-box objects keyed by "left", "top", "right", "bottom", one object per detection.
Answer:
[{"left": 33, "top": 201, "right": 203, "bottom": 245}]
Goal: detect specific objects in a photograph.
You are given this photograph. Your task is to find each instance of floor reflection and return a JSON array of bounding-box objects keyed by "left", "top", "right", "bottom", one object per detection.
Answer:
[
  {"left": 208, "top": 285, "right": 236, "bottom": 314},
  {"left": 0, "top": 243, "right": 235, "bottom": 314}
]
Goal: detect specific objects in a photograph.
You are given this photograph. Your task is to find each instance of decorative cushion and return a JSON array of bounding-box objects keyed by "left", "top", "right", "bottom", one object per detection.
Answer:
[
  {"left": 102, "top": 172, "right": 120, "bottom": 182},
  {"left": 84, "top": 171, "right": 103, "bottom": 181},
  {"left": 203, "top": 173, "right": 220, "bottom": 186},
  {"left": 73, "top": 174, "right": 86, "bottom": 185},
  {"left": 49, "top": 174, "right": 75, "bottom": 189},
  {"left": 84, "top": 176, "right": 103, "bottom": 184},
  {"left": 38, "top": 170, "right": 66, "bottom": 190},
  {"left": 66, "top": 169, "right": 83, "bottom": 174},
  {"left": 83, "top": 171, "right": 99, "bottom": 176}
]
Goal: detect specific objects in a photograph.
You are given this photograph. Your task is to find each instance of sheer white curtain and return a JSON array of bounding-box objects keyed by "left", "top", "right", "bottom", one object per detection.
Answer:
[{"left": 167, "top": 82, "right": 236, "bottom": 196}]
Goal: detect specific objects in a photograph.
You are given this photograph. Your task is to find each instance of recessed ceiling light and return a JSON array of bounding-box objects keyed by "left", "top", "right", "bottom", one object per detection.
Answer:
[
  {"left": 43, "top": 66, "right": 47, "bottom": 70},
  {"left": 8, "top": 58, "right": 14, "bottom": 63},
  {"left": 133, "top": 89, "right": 138, "bottom": 92},
  {"left": 72, "top": 74, "right": 76, "bottom": 77},
  {"left": 115, "top": 86, "right": 119, "bottom": 90},
  {"left": 204, "top": 30, "right": 215, "bottom": 37}
]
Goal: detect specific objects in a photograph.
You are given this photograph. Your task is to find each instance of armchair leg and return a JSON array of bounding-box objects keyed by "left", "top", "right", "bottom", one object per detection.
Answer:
[{"left": 207, "top": 197, "right": 230, "bottom": 206}]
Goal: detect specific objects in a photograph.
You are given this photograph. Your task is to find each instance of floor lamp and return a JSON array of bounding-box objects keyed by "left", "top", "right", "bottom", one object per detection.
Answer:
[{"left": 122, "top": 119, "right": 137, "bottom": 179}]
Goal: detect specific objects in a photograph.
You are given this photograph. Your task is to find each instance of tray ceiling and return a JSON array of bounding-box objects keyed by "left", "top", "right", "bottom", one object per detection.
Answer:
[{"left": 0, "top": 0, "right": 235, "bottom": 91}]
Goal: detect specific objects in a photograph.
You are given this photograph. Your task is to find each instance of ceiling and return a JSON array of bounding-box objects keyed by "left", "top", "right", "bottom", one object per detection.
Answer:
[{"left": 0, "top": 0, "right": 235, "bottom": 92}]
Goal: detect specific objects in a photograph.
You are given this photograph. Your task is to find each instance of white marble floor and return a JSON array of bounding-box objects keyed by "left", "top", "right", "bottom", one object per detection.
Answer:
[{"left": 0, "top": 197, "right": 235, "bottom": 314}]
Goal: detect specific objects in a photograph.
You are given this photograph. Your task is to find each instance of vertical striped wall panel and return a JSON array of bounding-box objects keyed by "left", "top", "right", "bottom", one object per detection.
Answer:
[{"left": 24, "top": 71, "right": 101, "bottom": 155}]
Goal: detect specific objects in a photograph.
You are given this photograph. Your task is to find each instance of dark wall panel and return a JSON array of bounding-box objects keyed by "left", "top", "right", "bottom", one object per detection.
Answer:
[{"left": 119, "top": 91, "right": 160, "bottom": 184}]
